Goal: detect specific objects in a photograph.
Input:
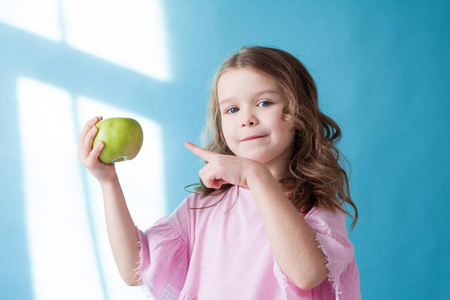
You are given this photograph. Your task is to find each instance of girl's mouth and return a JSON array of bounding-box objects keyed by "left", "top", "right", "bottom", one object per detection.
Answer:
[{"left": 240, "top": 135, "right": 268, "bottom": 142}]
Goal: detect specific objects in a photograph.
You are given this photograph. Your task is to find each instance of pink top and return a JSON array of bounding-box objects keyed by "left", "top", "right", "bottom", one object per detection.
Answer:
[{"left": 137, "top": 185, "right": 360, "bottom": 299}]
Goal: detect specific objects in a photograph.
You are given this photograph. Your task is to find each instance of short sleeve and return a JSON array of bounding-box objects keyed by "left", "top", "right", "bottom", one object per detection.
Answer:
[
  {"left": 136, "top": 216, "right": 189, "bottom": 300},
  {"left": 273, "top": 261, "right": 311, "bottom": 299},
  {"left": 303, "top": 206, "right": 360, "bottom": 300},
  {"left": 272, "top": 206, "right": 359, "bottom": 300}
]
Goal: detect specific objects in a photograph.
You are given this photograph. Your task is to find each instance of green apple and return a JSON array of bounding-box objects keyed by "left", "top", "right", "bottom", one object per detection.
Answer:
[{"left": 92, "top": 117, "right": 143, "bottom": 164}]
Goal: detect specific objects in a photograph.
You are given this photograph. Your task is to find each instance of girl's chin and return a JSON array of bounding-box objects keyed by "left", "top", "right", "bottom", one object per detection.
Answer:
[{"left": 237, "top": 153, "right": 270, "bottom": 164}]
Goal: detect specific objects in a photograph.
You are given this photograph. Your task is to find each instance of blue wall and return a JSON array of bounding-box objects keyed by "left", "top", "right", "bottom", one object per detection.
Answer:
[{"left": 1, "top": 1, "right": 449, "bottom": 299}]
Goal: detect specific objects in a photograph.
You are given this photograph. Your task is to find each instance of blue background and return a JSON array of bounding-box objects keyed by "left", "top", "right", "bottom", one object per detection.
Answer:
[{"left": 1, "top": 1, "right": 449, "bottom": 299}]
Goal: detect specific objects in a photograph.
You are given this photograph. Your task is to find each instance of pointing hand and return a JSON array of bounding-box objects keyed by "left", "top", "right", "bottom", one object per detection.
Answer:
[{"left": 185, "top": 141, "right": 263, "bottom": 190}]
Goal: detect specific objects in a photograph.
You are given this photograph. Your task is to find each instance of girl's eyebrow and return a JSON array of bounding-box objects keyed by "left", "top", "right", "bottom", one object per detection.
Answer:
[
  {"left": 254, "top": 89, "right": 280, "bottom": 97},
  {"left": 219, "top": 89, "right": 280, "bottom": 106}
]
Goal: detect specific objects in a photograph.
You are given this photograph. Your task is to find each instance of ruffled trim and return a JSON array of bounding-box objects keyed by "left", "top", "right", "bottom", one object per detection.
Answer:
[
  {"left": 135, "top": 221, "right": 189, "bottom": 300},
  {"left": 135, "top": 226, "right": 153, "bottom": 298},
  {"left": 315, "top": 233, "right": 342, "bottom": 300},
  {"left": 273, "top": 260, "right": 311, "bottom": 299},
  {"left": 273, "top": 260, "right": 294, "bottom": 296},
  {"left": 304, "top": 207, "right": 355, "bottom": 300}
]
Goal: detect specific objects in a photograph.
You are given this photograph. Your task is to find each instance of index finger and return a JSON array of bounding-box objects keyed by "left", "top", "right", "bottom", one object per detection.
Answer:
[
  {"left": 79, "top": 116, "right": 102, "bottom": 147},
  {"left": 185, "top": 141, "right": 217, "bottom": 162}
]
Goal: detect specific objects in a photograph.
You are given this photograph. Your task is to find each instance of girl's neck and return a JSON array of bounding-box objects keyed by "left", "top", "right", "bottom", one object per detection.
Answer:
[
  {"left": 264, "top": 157, "right": 290, "bottom": 182},
  {"left": 264, "top": 142, "right": 293, "bottom": 181}
]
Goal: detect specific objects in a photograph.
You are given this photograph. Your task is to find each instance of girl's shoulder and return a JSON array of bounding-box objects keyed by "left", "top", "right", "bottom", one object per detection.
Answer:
[{"left": 303, "top": 204, "right": 349, "bottom": 235}]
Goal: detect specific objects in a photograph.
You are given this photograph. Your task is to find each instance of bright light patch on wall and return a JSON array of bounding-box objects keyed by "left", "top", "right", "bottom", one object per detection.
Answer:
[
  {"left": 0, "top": 0, "right": 62, "bottom": 41},
  {"left": 17, "top": 76, "right": 165, "bottom": 299},
  {"left": 76, "top": 96, "right": 167, "bottom": 238},
  {"left": 76, "top": 97, "right": 166, "bottom": 300},
  {"left": 61, "top": 0, "right": 171, "bottom": 80},
  {"left": 0, "top": 0, "right": 170, "bottom": 81},
  {"left": 17, "top": 77, "right": 103, "bottom": 299}
]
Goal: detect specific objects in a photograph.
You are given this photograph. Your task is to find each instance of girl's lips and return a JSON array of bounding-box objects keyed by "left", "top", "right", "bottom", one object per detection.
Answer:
[{"left": 240, "top": 135, "right": 268, "bottom": 142}]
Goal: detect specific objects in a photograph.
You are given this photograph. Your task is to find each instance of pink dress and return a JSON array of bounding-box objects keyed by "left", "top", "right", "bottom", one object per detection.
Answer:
[{"left": 137, "top": 185, "right": 360, "bottom": 299}]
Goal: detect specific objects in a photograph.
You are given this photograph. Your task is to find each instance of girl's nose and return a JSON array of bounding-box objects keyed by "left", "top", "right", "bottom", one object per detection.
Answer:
[{"left": 241, "top": 114, "right": 258, "bottom": 127}]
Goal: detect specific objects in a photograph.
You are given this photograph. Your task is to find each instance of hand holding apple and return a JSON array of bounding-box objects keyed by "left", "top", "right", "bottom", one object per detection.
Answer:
[
  {"left": 92, "top": 117, "right": 144, "bottom": 164},
  {"left": 77, "top": 116, "right": 117, "bottom": 183}
]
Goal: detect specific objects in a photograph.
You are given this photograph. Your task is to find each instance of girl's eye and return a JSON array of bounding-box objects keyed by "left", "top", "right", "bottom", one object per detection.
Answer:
[
  {"left": 258, "top": 100, "right": 271, "bottom": 107},
  {"left": 226, "top": 107, "right": 239, "bottom": 114}
]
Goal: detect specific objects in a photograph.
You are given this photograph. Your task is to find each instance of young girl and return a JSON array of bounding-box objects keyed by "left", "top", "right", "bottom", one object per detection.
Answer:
[{"left": 78, "top": 46, "right": 360, "bottom": 299}]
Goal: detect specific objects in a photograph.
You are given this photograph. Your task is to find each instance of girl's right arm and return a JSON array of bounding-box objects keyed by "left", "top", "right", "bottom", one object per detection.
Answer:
[{"left": 77, "top": 116, "right": 140, "bottom": 286}]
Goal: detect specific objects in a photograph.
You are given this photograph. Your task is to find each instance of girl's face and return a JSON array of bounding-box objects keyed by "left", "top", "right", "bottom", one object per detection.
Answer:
[{"left": 217, "top": 67, "right": 295, "bottom": 179}]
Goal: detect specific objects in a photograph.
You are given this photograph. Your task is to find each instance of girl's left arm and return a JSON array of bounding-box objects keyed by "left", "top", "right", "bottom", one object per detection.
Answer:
[
  {"left": 247, "top": 165, "right": 328, "bottom": 290},
  {"left": 185, "top": 142, "right": 328, "bottom": 290}
]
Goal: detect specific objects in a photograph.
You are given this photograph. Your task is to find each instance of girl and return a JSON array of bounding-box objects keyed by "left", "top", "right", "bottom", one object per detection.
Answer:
[{"left": 78, "top": 46, "right": 360, "bottom": 299}]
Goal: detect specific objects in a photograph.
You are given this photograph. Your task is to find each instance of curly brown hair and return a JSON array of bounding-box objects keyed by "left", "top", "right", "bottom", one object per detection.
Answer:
[{"left": 191, "top": 46, "right": 358, "bottom": 229}]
